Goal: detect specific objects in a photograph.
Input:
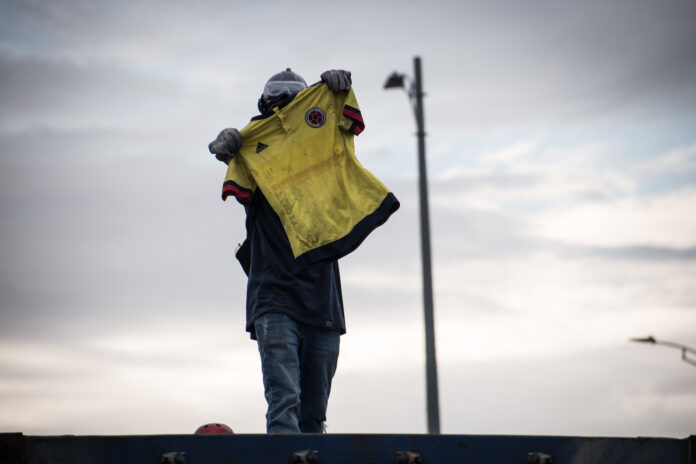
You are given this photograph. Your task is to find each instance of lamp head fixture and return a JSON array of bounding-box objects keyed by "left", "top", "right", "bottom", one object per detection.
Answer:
[{"left": 384, "top": 72, "right": 406, "bottom": 89}]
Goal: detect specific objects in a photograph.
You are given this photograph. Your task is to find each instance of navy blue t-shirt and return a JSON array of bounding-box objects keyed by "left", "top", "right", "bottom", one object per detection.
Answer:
[{"left": 244, "top": 190, "right": 345, "bottom": 339}]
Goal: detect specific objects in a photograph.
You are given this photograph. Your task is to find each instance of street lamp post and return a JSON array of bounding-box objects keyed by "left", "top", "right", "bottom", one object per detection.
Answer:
[
  {"left": 384, "top": 56, "right": 441, "bottom": 434},
  {"left": 630, "top": 336, "right": 696, "bottom": 367}
]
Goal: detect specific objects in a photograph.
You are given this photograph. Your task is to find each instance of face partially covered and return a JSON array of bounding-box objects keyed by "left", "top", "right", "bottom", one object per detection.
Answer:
[{"left": 258, "top": 68, "right": 307, "bottom": 113}]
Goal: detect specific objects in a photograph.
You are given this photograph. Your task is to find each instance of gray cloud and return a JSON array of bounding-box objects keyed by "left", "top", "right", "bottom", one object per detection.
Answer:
[
  {"left": 0, "top": 50, "right": 182, "bottom": 129},
  {"left": 1, "top": 0, "right": 695, "bottom": 438},
  {"left": 0, "top": 127, "right": 246, "bottom": 341},
  {"left": 423, "top": 0, "right": 696, "bottom": 127},
  {"left": 438, "top": 344, "right": 696, "bottom": 437},
  {"left": 3, "top": 0, "right": 695, "bottom": 131}
]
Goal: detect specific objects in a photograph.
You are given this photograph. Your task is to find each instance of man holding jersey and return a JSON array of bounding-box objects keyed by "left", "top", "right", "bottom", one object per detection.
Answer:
[{"left": 208, "top": 68, "right": 398, "bottom": 433}]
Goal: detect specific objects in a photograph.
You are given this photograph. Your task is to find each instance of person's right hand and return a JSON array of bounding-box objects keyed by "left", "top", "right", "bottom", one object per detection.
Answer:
[{"left": 208, "top": 128, "right": 242, "bottom": 164}]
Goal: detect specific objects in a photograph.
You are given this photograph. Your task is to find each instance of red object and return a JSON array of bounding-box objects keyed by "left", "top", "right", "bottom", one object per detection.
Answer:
[{"left": 194, "top": 423, "right": 234, "bottom": 434}]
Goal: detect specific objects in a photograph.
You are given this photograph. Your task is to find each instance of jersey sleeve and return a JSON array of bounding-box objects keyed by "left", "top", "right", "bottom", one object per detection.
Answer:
[
  {"left": 221, "top": 156, "right": 256, "bottom": 205},
  {"left": 338, "top": 87, "right": 365, "bottom": 136}
]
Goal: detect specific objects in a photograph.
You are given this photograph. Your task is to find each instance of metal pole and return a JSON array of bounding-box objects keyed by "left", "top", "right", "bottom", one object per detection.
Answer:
[
  {"left": 413, "top": 56, "right": 440, "bottom": 434},
  {"left": 630, "top": 336, "right": 696, "bottom": 367}
]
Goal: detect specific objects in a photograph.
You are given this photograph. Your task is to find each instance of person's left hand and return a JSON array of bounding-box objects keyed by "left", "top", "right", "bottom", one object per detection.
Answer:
[{"left": 321, "top": 69, "right": 352, "bottom": 92}]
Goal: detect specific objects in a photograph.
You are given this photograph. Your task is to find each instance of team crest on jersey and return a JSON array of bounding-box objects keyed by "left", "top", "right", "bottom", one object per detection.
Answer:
[{"left": 305, "top": 108, "right": 326, "bottom": 128}]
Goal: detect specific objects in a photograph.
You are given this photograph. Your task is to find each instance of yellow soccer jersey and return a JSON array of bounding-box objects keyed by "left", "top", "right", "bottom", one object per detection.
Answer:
[{"left": 222, "top": 82, "right": 399, "bottom": 267}]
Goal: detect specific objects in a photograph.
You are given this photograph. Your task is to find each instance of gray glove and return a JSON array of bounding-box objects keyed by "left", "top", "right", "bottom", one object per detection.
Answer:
[
  {"left": 321, "top": 69, "right": 352, "bottom": 92},
  {"left": 208, "top": 128, "right": 242, "bottom": 164}
]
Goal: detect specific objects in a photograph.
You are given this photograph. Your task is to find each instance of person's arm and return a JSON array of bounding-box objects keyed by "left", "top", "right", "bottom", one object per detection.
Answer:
[
  {"left": 209, "top": 128, "right": 256, "bottom": 205},
  {"left": 221, "top": 157, "right": 255, "bottom": 205},
  {"left": 337, "top": 87, "right": 365, "bottom": 136},
  {"left": 320, "top": 70, "right": 365, "bottom": 135}
]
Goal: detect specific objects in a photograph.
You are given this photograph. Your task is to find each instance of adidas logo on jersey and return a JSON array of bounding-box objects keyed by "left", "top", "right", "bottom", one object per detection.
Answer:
[{"left": 256, "top": 142, "right": 268, "bottom": 153}]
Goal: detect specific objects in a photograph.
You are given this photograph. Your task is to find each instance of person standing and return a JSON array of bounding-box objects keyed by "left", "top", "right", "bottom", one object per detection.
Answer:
[{"left": 208, "top": 68, "right": 398, "bottom": 433}]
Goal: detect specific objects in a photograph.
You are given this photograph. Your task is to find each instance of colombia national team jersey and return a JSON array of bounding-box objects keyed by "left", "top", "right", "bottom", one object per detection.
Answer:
[{"left": 222, "top": 82, "right": 400, "bottom": 268}]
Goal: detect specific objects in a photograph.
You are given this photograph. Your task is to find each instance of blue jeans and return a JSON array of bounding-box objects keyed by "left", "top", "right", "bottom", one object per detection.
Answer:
[{"left": 254, "top": 312, "right": 340, "bottom": 434}]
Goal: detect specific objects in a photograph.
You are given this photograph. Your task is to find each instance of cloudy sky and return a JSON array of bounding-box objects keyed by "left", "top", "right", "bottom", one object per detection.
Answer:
[{"left": 1, "top": 0, "right": 695, "bottom": 437}]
